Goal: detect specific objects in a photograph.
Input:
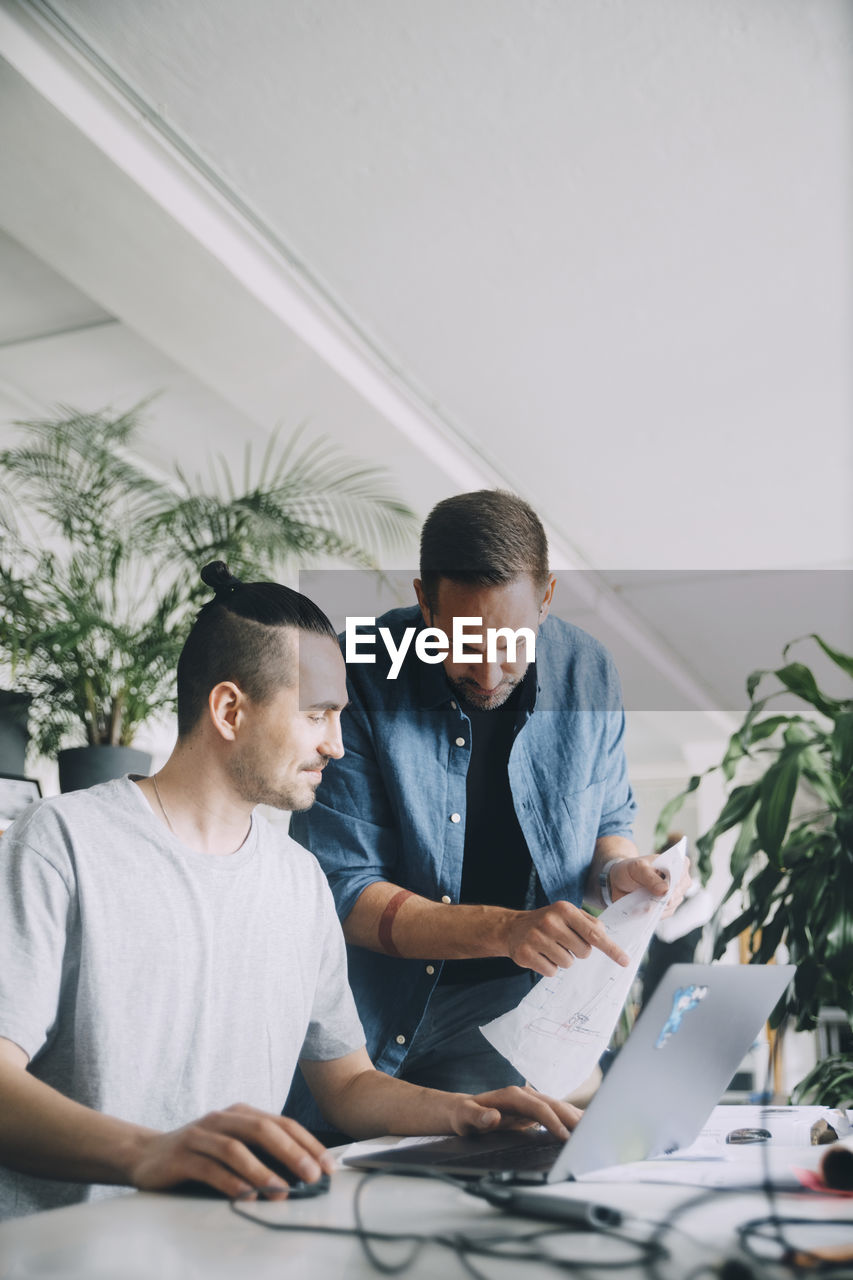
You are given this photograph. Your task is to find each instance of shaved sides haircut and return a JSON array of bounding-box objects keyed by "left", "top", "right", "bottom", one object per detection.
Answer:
[{"left": 176, "top": 561, "right": 337, "bottom": 737}]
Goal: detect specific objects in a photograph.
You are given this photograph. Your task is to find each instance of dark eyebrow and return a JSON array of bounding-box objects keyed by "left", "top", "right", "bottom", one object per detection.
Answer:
[{"left": 306, "top": 699, "right": 349, "bottom": 713}]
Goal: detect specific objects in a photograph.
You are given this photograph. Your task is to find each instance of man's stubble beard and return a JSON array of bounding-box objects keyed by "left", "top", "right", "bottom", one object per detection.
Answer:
[
  {"left": 227, "top": 741, "right": 317, "bottom": 813},
  {"left": 449, "top": 674, "right": 521, "bottom": 711}
]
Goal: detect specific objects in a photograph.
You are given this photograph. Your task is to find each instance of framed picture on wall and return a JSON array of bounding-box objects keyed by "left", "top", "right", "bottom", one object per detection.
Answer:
[{"left": 0, "top": 773, "right": 42, "bottom": 834}]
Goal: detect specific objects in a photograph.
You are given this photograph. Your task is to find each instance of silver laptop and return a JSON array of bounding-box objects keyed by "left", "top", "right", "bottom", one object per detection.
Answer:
[{"left": 345, "top": 963, "right": 795, "bottom": 1183}]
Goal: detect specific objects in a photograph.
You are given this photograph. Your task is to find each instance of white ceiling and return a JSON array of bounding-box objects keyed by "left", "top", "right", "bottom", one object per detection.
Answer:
[
  {"left": 30, "top": 0, "right": 853, "bottom": 571},
  {"left": 0, "top": 0, "right": 850, "bottom": 775}
]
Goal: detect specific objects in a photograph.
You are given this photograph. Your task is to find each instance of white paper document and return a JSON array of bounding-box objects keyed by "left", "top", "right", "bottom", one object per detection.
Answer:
[
  {"left": 574, "top": 1147, "right": 820, "bottom": 1189},
  {"left": 688, "top": 1105, "right": 851, "bottom": 1151},
  {"left": 480, "top": 841, "right": 687, "bottom": 1097},
  {"left": 573, "top": 1106, "right": 853, "bottom": 1188}
]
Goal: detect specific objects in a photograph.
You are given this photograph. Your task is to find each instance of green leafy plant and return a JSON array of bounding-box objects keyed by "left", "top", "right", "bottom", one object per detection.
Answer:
[
  {"left": 791, "top": 1053, "right": 853, "bottom": 1109},
  {"left": 0, "top": 406, "right": 415, "bottom": 756},
  {"left": 656, "top": 636, "right": 853, "bottom": 1099},
  {"left": 145, "top": 426, "right": 416, "bottom": 579}
]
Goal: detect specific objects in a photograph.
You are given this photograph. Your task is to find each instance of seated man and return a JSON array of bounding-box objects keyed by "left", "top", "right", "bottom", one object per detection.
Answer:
[{"left": 0, "top": 562, "right": 575, "bottom": 1219}]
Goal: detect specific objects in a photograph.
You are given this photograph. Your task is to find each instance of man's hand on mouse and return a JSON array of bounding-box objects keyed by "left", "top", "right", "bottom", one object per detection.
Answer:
[{"left": 126, "top": 1103, "right": 335, "bottom": 1200}]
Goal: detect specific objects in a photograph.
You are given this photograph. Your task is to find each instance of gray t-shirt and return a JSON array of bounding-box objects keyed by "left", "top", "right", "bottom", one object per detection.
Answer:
[{"left": 0, "top": 776, "right": 365, "bottom": 1218}]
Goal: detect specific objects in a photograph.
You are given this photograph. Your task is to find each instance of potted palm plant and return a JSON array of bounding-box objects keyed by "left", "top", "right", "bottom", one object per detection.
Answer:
[
  {"left": 0, "top": 407, "right": 415, "bottom": 790},
  {"left": 0, "top": 690, "right": 31, "bottom": 775},
  {"left": 656, "top": 636, "right": 853, "bottom": 1105}
]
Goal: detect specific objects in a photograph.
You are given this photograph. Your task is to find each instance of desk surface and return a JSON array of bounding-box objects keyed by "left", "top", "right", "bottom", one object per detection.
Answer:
[{"left": 1, "top": 1157, "right": 852, "bottom": 1280}]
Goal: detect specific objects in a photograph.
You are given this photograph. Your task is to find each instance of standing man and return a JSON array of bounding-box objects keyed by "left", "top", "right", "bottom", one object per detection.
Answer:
[
  {"left": 0, "top": 561, "right": 577, "bottom": 1219},
  {"left": 290, "top": 491, "right": 684, "bottom": 1119}
]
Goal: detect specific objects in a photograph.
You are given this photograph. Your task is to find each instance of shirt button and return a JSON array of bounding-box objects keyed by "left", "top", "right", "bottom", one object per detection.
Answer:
[
  {"left": 396, "top": 1034, "right": 406, "bottom": 1045},
  {"left": 450, "top": 812, "right": 461, "bottom": 823},
  {"left": 441, "top": 894, "right": 452, "bottom": 904},
  {"left": 426, "top": 965, "right": 435, "bottom": 975},
  {"left": 455, "top": 736, "right": 466, "bottom": 747}
]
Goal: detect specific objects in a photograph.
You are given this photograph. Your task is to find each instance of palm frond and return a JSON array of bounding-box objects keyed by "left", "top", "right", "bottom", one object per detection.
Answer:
[
  {"left": 150, "top": 426, "right": 416, "bottom": 577},
  {"left": 0, "top": 406, "right": 173, "bottom": 552},
  {"left": 0, "top": 408, "right": 415, "bottom": 754}
]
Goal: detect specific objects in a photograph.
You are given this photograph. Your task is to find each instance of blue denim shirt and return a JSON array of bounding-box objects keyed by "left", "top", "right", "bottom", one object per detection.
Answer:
[{"left": 290, "top": 606, "right": 636, "bottom": 1077}]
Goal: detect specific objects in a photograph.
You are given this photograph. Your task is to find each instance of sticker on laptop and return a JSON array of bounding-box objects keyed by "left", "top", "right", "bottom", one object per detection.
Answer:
[{"left": 655, "top": 984, "right": 709, "bottom": 1048}]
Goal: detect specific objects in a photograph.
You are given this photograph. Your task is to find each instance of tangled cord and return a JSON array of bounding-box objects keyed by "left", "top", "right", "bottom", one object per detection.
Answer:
[
  {"left": 230, "top": 1166, "right": 668, "bottom": 1278},
  {"left": 230, "top": 1045, "right": 853, "bottom": 1277},
  {"left": 635, "top": 1035, "right": 853, "bottom": 1280}
]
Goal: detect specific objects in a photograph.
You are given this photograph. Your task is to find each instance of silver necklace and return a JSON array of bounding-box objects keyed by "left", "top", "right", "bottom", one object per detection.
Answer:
[{"left": 151, "top": 773, "right": 175, "bottom": 834}]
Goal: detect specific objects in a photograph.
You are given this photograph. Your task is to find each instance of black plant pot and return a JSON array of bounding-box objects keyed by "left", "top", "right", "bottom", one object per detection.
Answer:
[
  {"left": 58, "top": 746, "right": 152, "bottom": 793},
  {"left": 0, "top": 691, "right": 31, "bottom": 776}
]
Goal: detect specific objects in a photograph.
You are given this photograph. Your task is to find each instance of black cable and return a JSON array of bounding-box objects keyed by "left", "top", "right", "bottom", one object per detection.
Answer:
[
  {"left": 454, "top": 1221, "right": 668, "bottom": 1275},
  {"left": 606, "top": 1040, "right": 779, "bottom": 1279},
  {"left": 357, "top": 1167, "right": 672, "bottom": 1274},
  {"left": 230, "top": 1184, "right": 430, "bottom": 1273},
  {"left": 351, "top": 1169, "right": 469, "bottom": 1277},
  {"left": 753, "top": 1042, "right": 792, "bottom": 1269},
  {"left": 640, "top": 1185, "right": 776, "bottom": 1280},
  {"left": 230, "top": 1165, "right": 671, "bottom": 1276},
  {"left": 634, "top": 1033, "right": 790, "bottom": 1280},
  {"left": 634, "top": 1033, "right": 853, "bottom": 1279},
  {"left": 229, "top": 1033, "right": 851, "bottom": 1279},
  {"left": 737, "top": 1213, "right": 853, "bottom": 1274},
  {"left": 742, "top": 1026, "right": 851, "bottom": 1274}
]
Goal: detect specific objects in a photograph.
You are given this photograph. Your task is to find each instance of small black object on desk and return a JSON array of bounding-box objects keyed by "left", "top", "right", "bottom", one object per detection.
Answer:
[
  {"left": 174, "top": 1147, "right": 331, "bottom": 1199},
  {"left": 725, "top": 1128, "right": 772, "bottom": 1145}
]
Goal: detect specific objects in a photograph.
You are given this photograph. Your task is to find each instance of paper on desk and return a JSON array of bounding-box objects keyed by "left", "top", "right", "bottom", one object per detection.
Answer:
[
  {"left": 480, "top": 841, "right": 687, "bottom": 1097},
  {"left": 574, "top": 1147, "right": 820, "bottom": 1190},
  {"left": 575, "top": 1108, "right": 853, "bottom": 1191},
  {"left": 689, "top": 1105, "right": 852, "bottom": 1151}
]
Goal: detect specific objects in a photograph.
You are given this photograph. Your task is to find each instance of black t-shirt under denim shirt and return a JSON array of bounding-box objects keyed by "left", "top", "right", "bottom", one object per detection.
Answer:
[{"left": 439, "top": 670, "right": 535, "bottom": 985}]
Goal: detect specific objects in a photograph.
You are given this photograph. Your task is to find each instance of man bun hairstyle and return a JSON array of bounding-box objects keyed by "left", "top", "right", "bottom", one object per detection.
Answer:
[
  {"left": 419, "top": 490, "right": 550, "bottom": 610},
  {"left": 199, "top": 560, "right": 241, "bottom": 597},
  {"left": 176, "top": 561, "right": 337, "bottom": 737}
]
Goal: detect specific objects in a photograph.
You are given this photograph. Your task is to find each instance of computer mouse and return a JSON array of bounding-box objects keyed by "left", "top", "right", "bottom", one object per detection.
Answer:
[
  {"left": 174, "top": 1147, "right": 331, "bottom": 1199},
  {"left": 245, "top": 1146, "right": 331, "bottom": 1198},
  {"left": 725, "top": 1127, "right": 772, "bottom": 1145}
]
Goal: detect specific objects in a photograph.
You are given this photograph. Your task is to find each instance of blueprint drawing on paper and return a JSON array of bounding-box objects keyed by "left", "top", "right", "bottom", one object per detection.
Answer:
[{"left": 480, "top": 842, "right": 687, "bottom": 1097}]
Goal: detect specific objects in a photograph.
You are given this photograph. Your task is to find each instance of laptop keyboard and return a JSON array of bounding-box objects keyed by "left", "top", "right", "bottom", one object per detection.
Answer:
[
  {"left": 431, "top": 1137, "right": 564, "bottom": 1171},
  {"left": 344, "top": 1125, "right": 567, "bottom": 1179}
]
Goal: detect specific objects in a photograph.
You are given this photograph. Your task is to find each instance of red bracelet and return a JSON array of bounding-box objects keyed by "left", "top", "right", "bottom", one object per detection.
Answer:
[{"left": 377, "top": 889, "right": 414, "bottom": 958}]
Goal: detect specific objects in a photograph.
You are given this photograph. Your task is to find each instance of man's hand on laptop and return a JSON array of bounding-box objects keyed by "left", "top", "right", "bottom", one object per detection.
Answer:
[
  {"left": 503, "top": 901, "right": 630, "bottom": 977},
  {"left": 448, "top": 1084, "right": 581, "bottom": 1140},
  {"left": 608, "top": 855, "right": 691, "bottom": 917},
  {"left": 127, "top": 1103, "right": 335, "bottom": 1200}
]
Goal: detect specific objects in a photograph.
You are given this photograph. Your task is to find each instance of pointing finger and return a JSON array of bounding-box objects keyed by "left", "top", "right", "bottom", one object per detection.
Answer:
[{"left": 577, "top": 920, "right": 629, "bottom": 967}]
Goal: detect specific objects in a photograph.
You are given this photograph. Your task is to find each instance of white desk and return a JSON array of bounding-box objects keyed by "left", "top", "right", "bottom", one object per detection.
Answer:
[{"left": 1, "top": 1159, "right": 852, "bottom": 1280}]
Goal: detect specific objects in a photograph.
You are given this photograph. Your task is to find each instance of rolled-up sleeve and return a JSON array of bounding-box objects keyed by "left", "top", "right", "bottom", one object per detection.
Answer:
[
  {"left": 596, "top": 706, "right": 637, "bottom": 839},
  {"left": 591, "top": 652, "right": 637, "bottom": 840}
]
